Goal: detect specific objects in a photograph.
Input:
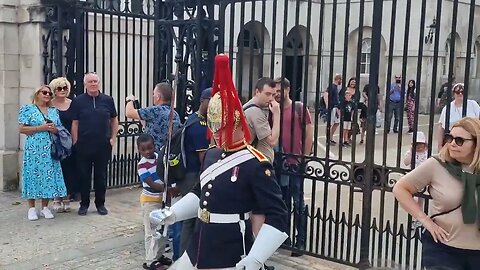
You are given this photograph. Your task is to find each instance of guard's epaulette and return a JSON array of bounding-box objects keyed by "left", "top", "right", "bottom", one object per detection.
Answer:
[{"left": 246, "top": 145, "right": 269, "bottom": 163}]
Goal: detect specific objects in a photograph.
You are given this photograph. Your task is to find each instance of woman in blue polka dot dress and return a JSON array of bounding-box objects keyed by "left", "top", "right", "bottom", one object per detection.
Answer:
[{"left": 18, "top": 85, "right": 67, "bottom": 221}]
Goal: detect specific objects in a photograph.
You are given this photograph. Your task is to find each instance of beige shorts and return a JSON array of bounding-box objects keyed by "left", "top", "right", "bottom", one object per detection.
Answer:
[
  {"left": 343, "top": 121, "right": 352, "bottom": 130},
  {"left": 330, "top": 107, "right": 340, "bottom": 124}
]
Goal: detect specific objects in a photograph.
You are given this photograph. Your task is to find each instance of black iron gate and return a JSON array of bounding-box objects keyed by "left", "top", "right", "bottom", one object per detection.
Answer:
[{"left": 41, "top": 0, "right": 479, "bottom": 269}]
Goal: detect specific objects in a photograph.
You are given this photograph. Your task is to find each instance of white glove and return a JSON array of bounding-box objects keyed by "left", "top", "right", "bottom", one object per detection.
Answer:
[
  {"left": 150, "top": 192, "right": 200, "bottom": 226},
  {"left": 235, "top": 224, "right": 288, "bottom": 270}
]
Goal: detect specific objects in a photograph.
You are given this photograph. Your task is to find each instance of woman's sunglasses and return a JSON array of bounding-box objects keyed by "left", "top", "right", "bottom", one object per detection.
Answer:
[
  {"left": 453, "top": 90, "right": 464, "bottom": 95},
  {"left": 40, "top": 90, "right": 53, "bottom": 97},
  {"left": 56, "top": 86, "right": 68, "bottom": 92},
  {"left": 444, "top": 134, "right": 474, "bottom": 146}
]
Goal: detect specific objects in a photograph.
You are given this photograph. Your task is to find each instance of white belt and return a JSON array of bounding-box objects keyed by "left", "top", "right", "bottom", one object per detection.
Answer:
[{"left": 198, "top": 208, "right": 251, "bottom": 224}]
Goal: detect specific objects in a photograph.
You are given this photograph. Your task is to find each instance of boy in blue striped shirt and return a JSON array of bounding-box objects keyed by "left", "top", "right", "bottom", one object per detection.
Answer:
[{"left": 137, "top": 134, "right": 172, "bottom": 269}]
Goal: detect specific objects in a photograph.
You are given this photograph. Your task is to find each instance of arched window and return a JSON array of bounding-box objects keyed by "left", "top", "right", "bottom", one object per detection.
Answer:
[
  {"left": 442, "top": 43, "right": 449, "bottom": 76},
  {"left": 474, "top": 42, "right": 480, "bottom": 78},
  {"left": 360, "top": 39, "right": 371, "bottom": 75}
]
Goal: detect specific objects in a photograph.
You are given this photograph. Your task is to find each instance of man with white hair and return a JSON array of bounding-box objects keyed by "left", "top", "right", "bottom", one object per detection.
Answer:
[{"left": 70, "top": 72, "right": 119, "bottom": 216}]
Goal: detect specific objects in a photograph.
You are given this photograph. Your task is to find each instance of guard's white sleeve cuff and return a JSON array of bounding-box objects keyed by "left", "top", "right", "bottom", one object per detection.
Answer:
[
  {"left": 170, "top": 192, "right": 200, "bottom": 222},
  {"left": 247, "top": 224, "right": 288, "bottom": 264}
]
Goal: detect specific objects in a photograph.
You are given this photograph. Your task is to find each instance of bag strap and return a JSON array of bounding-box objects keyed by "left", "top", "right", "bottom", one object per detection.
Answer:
[
  {"left": 430, "top": 204, "right": 461, "bottom": 220},
  {"left": 35, "top": 105, "right": 53, "bottom": 141},
  {"left": 180, "top": 117, "right": 203, "bottom": 165}
]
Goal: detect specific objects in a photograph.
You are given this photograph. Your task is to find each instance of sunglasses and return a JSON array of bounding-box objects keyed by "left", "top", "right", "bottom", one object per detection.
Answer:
[
  {"left": 56, "top": 86, "right": 68, "bottom": 92},
  {"left": 444, "top": 134, "right": 474, "bottom": 146},
  {"left": 454, "top": 90, "right": 464, "bottom": 95},
  {"left": 40, "top": 90, "right": 53, "bottom": 97}
]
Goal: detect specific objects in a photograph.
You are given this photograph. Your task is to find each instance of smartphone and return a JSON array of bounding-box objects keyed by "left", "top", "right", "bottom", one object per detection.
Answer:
[
  {"left": 45, "top": 119, "right": 53, "bottom": 124},
  {"left": 133, "top": 100, "right": 141, "bottom": 109}
]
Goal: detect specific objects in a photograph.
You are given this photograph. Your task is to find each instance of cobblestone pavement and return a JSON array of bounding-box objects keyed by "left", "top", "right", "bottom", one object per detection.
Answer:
[{"left": 0, "top": 187, "right": 352, "bottom": 270}]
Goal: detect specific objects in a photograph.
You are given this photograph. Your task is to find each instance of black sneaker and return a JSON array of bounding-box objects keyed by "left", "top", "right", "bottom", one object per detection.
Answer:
[
  {"left": 96, "top": 205, "right": 109, "bottom": 215},
  {"left": 393, "top": 129, "right": 399, "bottom": 133},
  {"left": 407, "top": 128, "right": 414, "bottom": 134},
  {"left": 291, "top": 241, "right": 305, "bottom": 257},
  {"left": 156, "top": 255, "right": 172, "bottom": 266},
  {"left": 264, "top": 264, "right": 275, "bottom": 270},
  {"left": 329, "top": 140, "right": 337, "bottom": 145},
  {"left": 78, "top": 206, "right": 88, "bottom": 216}
]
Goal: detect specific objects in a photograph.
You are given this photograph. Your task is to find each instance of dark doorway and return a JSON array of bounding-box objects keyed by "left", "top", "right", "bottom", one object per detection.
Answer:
[{"left": 285, "top": 55, "right": 303, "bottom": 101}]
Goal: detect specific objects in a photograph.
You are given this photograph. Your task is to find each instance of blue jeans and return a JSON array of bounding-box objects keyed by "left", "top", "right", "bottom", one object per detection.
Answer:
[
  {"left": 168, "top": 222, "right": 182, "bottom": 260},
  {"left": 386, "top": 100, "right": 401, "bottom": 132},
  {"left": 279, "top": 174, "right": 306, "bottom": 245},
  {"left": 422, "top": 231, "right": 480, "bottom": 270}
]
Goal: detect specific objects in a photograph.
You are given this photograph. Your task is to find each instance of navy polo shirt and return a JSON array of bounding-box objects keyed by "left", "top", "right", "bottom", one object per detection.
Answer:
[
  {"left": 184, "top": 112, "right": 210, "bottom": 173},
  {"left": 70, "top": 92, "right": 117, "bottom": 146}
]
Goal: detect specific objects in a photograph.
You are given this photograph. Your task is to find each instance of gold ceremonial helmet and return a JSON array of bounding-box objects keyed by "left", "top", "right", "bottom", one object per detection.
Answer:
[
  {"left": 206, "top": 92, "right": 241, "bottom": 133},
  {"left": 206, "top": 54, "right": 250, "bottom": 148}
]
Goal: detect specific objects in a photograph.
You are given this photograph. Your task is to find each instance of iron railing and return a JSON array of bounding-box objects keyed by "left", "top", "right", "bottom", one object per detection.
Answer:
[{"left": 41, "top": 0, "right": 479, "bottom": 269}]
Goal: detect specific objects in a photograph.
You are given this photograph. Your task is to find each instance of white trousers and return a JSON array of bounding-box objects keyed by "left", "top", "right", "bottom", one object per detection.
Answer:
[
  {"left": 169, "top": 252, "right": 237, "bottom": 270},
  {"left": 141, "top": 202, "right": 168, "bottom": 263}
]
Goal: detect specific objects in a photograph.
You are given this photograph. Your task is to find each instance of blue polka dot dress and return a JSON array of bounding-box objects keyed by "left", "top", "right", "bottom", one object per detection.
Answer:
[{"left": 18, "top": 104, "right": 67, "bottom": 199}]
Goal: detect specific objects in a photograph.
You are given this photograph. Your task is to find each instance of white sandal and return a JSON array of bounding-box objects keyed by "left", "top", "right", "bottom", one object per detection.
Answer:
[
  {"left": 53, "top": 201, "right": 64, "bottom": 213},
  {"left": 63, "top": 201, "right": 71, "bottom": 212}
]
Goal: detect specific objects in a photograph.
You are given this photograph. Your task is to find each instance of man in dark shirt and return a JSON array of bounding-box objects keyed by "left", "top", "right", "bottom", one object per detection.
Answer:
[
  {"left": 178, "top": 88, "right": 212, "bottom": 255},
  {"left": 322, "top": 74, "right": 342, "bottom": 145},
  {"left": 71, "top": 72, "right": 119, "bottom": 216}
]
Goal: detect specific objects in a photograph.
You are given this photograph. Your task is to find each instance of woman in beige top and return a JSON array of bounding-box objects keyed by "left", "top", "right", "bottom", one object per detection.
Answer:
[{"left": 393, "top": 117, "right": 480, "bottom": 269}]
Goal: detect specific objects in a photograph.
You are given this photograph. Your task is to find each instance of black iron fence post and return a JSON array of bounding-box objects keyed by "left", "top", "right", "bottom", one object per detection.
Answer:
[{"left": 359, "top": 0, "right": 384, "bottom": 269}]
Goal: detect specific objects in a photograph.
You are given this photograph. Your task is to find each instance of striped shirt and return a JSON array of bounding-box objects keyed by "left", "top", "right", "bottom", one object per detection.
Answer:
[{"left": 137, "top": 153, "right": 163, "bottom": 203}]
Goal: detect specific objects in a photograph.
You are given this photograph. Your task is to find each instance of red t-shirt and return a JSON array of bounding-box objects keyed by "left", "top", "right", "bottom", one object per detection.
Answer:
[{"left": 281, "top": 102, "right": 312, "bottom": 163}]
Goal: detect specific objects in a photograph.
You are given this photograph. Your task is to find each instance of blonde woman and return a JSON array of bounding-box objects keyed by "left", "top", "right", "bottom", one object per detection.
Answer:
[
  {"left": 50, "top": 77, "right": 75, "bottom": 212},
  {"left": 393, "top": 117, "right": 480, "bottom": 269},
  {"left": 18, "top": 86, "right": 67, "bottom": 221}
]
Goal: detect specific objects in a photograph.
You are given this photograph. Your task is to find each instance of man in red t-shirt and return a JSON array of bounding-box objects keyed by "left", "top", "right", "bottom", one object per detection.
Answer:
[{"left": 273, "top": 77, "right": 313, "bottom": 255}]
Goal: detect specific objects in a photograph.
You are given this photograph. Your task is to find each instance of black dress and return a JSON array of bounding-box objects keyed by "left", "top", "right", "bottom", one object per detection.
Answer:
[{"left": 58, "top": 107, "right": 77, "bottom": 195}]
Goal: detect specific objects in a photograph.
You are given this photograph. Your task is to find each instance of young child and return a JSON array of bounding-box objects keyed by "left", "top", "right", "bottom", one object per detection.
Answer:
[
  {"left": 403, "top": 131, "right": 428, "bottom": 230},
  {"left": 342, "top": 92, "right": 354, "bottom": 147},
  {"left": 403, "top": 131, "right": 428, "bottom": 168},
  {"left": 136, "top": 134, "right": 172, "bottom": 270}
]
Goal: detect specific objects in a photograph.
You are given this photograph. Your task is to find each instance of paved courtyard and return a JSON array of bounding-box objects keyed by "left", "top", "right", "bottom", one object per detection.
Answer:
[{"left": 0, "top": 187, "right": 351, "bottom": 270}]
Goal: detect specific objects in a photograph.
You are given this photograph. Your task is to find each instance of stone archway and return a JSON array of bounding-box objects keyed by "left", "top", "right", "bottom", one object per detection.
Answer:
[
  {"left": 285, "top": 25, "right": 313, "bottom": 101},
  {"left": 236, "top": 20, "right": 271, "bottom": 99}
]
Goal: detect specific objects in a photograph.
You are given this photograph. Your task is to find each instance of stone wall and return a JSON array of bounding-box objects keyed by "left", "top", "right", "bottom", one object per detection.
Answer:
[{"left": 0, "top": 0, "right": 44, "bottom": 190}]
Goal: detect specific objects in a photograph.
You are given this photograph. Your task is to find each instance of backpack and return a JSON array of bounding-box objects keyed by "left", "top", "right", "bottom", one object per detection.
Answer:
[
  {"left": 243, "top": 102, "right": 304, "bottom": 147},
  {"left": 156, "top": 117, "right": 201, "bottom": 184}
]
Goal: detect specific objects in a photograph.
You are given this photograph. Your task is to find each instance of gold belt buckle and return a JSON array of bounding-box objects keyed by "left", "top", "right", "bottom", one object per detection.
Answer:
[{"left": 200, "top": 208, "right": 210, "bottom": 223}]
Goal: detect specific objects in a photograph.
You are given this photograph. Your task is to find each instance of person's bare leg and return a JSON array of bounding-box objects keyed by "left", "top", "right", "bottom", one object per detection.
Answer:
[
  {"left": 28, "top": 199, "right": 35, "bottom": 208},
  {"left": 330, "top": 123, "right": 339, "bottom": 141},
  {"left": 41, "top": 198, "right": 49, "bottom": 208}
]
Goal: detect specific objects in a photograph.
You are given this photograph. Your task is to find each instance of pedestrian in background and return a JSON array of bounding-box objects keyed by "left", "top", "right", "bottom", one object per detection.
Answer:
[
  {"left": 70, "top": 72, "right": 119, "bottom": 216},
  {"left": 19, "top": 85, "right": 67, "bottom": 221},
  {"left": 243, "top": 77, "right": 280, "bottom": 163},
  {"left": 274, "top": 77, "right": 313, "bottom": 256},
  {"left": 341, "top": 92, "right": 354, "bottom": 147},
  {"left": 437, "top": 83, "right": 480, "bottom": 151},
  {"left": 394, "top": 117, "right": 480, "bottom": 269},
  {"left": 405, "top": 80, "right": 416, "bottom": 134},
  {"left": 385, "top": 75, "right": 403, "bottom": 134},
  {"left": 323, "top": 74, "right": 342, "bottom": 145},
  {"left": 402, "top": 131, "right": 428, "bottom": 229},
  {"left": 50, "top": 77, "right": 76, "bottom": 213}
]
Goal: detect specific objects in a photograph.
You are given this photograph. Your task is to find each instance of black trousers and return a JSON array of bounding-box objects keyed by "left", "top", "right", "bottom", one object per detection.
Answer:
[
  {"left": 60, "top": 152, "right": 78, "bottom": 196},
  {"left": 76, "top": 143, "right": 112, "bottom": 208},
  {"left": 422, "top": 231, "right": 480, "bottom": 270}
]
